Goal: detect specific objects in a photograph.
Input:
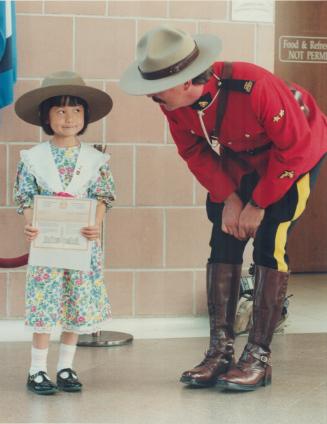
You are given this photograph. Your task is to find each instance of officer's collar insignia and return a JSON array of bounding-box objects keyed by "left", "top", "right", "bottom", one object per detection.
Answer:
[
  {"left": 279, "top": 170, "right": 295, "bottom": 179},
  {"left": 199, "top": 101, "right": 209, "bottom": 108},
  {"left": 191, "top": 92, "right": 213, "bottom": 110},
  {"left": 244, "top": 81, "right": 254, "bottom": 93}
]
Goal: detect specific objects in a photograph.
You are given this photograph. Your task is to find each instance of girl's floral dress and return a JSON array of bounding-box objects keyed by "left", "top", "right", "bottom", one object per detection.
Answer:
[{"left": 13, "top": 142, "right": 116, "bottom": 334}]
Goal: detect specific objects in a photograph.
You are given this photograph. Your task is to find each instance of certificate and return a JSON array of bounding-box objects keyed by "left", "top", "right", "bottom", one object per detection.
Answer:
[{"left": 29, "top": 195, "right": 97, "bottom": 271}]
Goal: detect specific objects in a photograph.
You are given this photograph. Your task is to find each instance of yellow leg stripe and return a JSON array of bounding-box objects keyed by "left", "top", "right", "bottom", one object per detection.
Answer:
[
  {"left": 293, "top": 173, "right": 310, "bottom": 220},
  {"left": 274, "top": 222, "right": 291, "bottom": 272},
  {"left": 273, "top": 173, "right": 311, "bottom": 271}
]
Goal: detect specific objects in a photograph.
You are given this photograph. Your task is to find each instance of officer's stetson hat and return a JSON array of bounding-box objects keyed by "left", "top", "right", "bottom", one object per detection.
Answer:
[
  {"left": 15, "top": 71, "right": 113, "bottom": 126},
  {"left": 119, "top": 25, "right": 222, "bottom": 95}
]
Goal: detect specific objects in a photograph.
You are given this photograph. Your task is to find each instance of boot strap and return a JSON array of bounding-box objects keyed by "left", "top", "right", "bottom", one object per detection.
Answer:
[{"left": 249, "top": 350, "right": 272, "bottom": 366}]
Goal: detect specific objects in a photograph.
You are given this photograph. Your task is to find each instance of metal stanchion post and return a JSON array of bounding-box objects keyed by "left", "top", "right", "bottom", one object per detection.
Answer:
[
  {"left": 77, "top": 330, "right": 133, "bottom": 347},
  {"left": 78, "top": 144, "right": 134, "bottom": 348}
]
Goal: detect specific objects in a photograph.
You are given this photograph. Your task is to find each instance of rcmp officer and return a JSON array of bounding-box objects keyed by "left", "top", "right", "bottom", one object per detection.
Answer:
[{"left": 120, "top": 25, "right": 327, "bottom": 391}]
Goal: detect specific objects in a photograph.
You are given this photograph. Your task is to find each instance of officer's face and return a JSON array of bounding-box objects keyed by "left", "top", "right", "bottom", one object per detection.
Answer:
[{"left": 147, "top": 82, "right": 193, "bottom": 111}]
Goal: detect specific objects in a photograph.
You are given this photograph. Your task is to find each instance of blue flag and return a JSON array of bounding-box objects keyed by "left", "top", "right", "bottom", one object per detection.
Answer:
[{"left": 0, "top": 0, "right": 17, "bottom": 109}]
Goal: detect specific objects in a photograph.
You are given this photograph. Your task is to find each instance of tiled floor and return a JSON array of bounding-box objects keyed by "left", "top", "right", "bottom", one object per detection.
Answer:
[
  {"left": 285, "top": 273, "right": 327, "bottom": 333},
  {"left": 0, "top": 273, "right": 327, "bottom": 423},
  {"left": 1, "top": 334, "right": 327, "bottom": 424}
]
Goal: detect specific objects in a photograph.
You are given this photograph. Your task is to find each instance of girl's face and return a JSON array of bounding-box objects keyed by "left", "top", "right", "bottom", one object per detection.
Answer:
[{"left": 48, "top": 104, "right": 84, "bottom": 138}]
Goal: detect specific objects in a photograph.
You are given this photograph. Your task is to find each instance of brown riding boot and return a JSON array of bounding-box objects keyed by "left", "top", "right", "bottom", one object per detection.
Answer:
[
  {"left": 216, "top": 265, "right": 289, "bottom": 391},
  {"left": 180, "top": 263, "right": 241, "bottom": 387}
]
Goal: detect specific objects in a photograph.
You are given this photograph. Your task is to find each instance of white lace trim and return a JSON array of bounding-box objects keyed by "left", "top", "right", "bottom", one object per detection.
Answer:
[
  {"left": 71, "top": 147, "right": 110, "bottom": 197},
  {"left": 24, "top": 317, "right": 112, "bottom": 335},
  {"left": 20, "top": 149, "right": 54, "bottom": 194},
  {"left": 21, "top": 143, "right": 111, "bottom": 197}
]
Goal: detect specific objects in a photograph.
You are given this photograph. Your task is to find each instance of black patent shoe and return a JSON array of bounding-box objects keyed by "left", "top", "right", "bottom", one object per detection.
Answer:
[
  {"left": 27, "top": 371, "right": 58, "bottom": 395},
  {"left": 56, "top": 368, "right": 83, "bottom": 392}
]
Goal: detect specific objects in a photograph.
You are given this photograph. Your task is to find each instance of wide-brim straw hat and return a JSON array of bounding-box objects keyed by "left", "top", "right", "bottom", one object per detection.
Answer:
[
  {"left": 15, "top": 71, "right": 113, "bottom": 126},
  {"left": 119, "top": 25, "right": 222, "bottom": 95}
]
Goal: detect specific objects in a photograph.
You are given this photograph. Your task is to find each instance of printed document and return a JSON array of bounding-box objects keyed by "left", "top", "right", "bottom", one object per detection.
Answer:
[{"left": 29, "top": 195, "right": 97, "bottom": 271}]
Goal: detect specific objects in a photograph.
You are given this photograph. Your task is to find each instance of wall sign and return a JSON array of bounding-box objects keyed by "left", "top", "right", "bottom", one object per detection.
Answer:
[
  {"left": 232, "top": 0, "right": 273, "bottom": 22},
  {"left": 279, "top": 35, "right": 327, "bottom": 63}
]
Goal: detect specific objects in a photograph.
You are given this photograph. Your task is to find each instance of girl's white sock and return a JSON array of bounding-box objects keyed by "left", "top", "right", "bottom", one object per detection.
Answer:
[
  {"left": 29, "top": 346, "right": 49, "bottom": 376},
  {"left": 56, "top": 343, "right": 77, "bottom": 372}
]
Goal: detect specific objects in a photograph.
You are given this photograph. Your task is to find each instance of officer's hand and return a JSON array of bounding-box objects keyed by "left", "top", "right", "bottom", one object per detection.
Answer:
[
  {"left": 239, "top": 203, "right": 265, "bottom": 239},
  {"left": 222, "top": 192, "right": 244, "bottom": 240}
]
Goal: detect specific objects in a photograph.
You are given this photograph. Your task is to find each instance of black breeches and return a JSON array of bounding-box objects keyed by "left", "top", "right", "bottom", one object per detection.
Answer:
[{"left": 207, "top": 158, "right": 324, "bottom": 271}]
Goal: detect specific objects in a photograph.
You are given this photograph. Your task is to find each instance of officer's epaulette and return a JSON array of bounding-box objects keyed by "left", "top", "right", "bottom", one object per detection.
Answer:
[{"left": 220, "top": 79, "right": 255, "bottom": 94}]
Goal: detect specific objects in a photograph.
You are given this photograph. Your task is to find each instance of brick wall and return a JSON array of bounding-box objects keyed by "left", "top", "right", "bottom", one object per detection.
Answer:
[{"left": 0, "top": 0, "right": 274, "bottom": 319}]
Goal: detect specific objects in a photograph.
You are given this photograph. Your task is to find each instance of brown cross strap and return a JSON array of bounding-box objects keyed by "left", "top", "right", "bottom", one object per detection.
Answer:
[{"left": 212, "top": 62, "right": 233, "bottom": 141}]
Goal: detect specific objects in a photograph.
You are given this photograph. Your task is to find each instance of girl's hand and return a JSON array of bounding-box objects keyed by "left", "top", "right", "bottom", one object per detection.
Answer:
[
  {"left": 81, "top": 224, "right": 101, "bottom": 241},
  {"left": 238, "top": 203, "right": 265, "bottom": 239},
  {"left": 222, "top": 192, "right": 244, "bottom": 240},
  {"left": 24, "top": 224, "right": 39, "bottom": 242}
]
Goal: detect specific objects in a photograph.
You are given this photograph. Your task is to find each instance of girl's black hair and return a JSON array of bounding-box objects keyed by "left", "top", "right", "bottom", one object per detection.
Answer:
[{"left": 38, "top": 95, "right": 90, "bottom": 136}]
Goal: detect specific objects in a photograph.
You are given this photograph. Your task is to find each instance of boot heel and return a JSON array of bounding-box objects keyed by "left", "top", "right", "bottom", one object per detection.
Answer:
[{"left": 263, "top": 373, "right": 272, "bottom": 386}]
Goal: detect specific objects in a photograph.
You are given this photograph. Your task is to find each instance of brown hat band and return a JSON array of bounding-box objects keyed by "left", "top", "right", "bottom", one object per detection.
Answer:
[{"left": 138, "top": 43, "right": 199, "bottom": 81}]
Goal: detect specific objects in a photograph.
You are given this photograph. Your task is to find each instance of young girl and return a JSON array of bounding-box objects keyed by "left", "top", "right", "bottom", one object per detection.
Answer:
[{"left": 13, "top": 71, "right": 115, "bottom": 395}]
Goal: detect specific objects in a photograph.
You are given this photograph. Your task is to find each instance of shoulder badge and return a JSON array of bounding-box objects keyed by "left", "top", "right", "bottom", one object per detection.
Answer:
[
  {"left": 244, "top": 81, "right": 254, "bottom": 93},
  {"left": 273, "top": 109, "right": 285, "bottom": 123},
  {"left": 279, "top": 170, "right": 295, "bottom": 179}
]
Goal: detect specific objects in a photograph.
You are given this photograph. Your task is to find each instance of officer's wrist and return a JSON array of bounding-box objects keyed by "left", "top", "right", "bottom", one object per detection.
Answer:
[{"left": 248, "top": 198, "right": 264, "bottom": 209}]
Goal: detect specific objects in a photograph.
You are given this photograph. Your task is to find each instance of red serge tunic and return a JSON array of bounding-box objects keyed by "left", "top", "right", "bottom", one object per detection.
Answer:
[{"left": 162, "top": 62, "right": 327, "bottom": 208}]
